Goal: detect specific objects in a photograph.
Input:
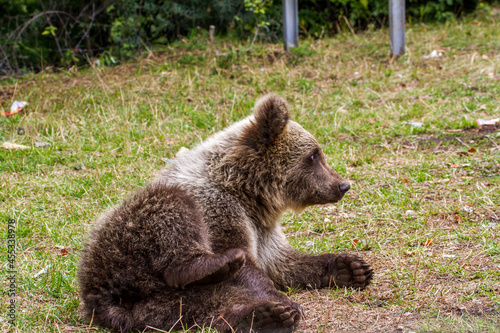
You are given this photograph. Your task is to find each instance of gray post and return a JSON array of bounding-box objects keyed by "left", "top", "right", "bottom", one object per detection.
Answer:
[
  {"left": 389, "top": 0, "right": 405, "bottom": 56},
  {"left": 283, "top": 0, "right": 298, "bottom": 50}
]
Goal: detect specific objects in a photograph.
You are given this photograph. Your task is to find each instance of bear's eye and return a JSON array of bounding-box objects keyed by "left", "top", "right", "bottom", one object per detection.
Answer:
[{"left": 309, "top": 152, "right": 318, "bottom": 164}]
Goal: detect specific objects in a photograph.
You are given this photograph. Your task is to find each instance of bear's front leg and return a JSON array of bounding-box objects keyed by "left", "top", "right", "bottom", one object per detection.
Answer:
[{"left": 270, "top": 252, "right": 373, "bottom": 291}]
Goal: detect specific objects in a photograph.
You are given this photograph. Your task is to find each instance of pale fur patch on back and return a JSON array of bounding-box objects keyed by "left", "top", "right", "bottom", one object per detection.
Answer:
[{"left": 155, "top": 117, "right": 253, "bottom": 187}]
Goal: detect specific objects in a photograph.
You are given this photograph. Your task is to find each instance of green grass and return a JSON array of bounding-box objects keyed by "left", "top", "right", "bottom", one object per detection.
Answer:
[{"left": 1, "top": 7, "right": 499, "bottom": 332}]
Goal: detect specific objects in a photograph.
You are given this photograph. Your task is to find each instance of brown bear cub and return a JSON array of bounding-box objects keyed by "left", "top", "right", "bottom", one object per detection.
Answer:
[{"left": 78, "top": 94, "right": 373, "bottom": 332}]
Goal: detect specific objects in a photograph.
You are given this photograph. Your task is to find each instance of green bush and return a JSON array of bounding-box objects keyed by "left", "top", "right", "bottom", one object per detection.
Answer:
[{"left": 0, "top": 0, "right": 485, "bottom": 74}]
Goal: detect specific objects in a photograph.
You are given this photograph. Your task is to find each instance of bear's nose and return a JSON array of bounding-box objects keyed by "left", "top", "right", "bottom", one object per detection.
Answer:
[{"left": 339, "top": 182, "right": 350, "bottom": 193}]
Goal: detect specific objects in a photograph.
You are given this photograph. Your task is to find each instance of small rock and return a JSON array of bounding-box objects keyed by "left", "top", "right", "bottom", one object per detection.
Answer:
[
  {"left": 403, "top": 121, "right": 423, "bottom": 127},
  {"left": 463, "top": 206, "right": 473, "bottom": 213},
  {"left": 368, "top": 300, "right": 385, "bottom": 307},
  {"left": 482, "top": 222, "right": 496, "bottom": 229},
  {"left": 2, "top": 141, "right": 29, "bottom": 150},
  {"left": 35, "top": 142, "right": 51, "bottom": 148},
  {"left": 421, "top": 50, "right": 443, "bottom": 59},
  {"left": 476, "top": 118, "right": 499, "bottom": 126},
  {"left": 34, "top": 264, "right": 52, "bottom": 278}
]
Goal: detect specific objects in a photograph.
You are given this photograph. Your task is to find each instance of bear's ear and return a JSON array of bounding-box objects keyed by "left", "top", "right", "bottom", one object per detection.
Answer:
[{"left": 241, "top": 94, "right": 290, "bottom": 149}]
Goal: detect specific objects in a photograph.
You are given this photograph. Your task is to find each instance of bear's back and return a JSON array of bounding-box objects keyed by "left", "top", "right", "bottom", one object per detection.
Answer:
[{"left": 78, "top": 184, "right": 210, "bottom": 299}]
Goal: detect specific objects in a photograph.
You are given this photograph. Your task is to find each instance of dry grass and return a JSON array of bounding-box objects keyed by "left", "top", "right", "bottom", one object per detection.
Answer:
[{"left": 1, "top": 6, "right": 499, "bottom": 333}]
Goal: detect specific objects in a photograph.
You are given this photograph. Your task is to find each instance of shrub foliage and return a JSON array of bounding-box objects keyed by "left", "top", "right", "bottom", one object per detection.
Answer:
[{"left": 0, "top": 0, "right": 482, "bottom": 74}]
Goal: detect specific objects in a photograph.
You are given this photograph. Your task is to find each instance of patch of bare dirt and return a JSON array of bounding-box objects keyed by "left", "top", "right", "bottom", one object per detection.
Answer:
[
  {"left": 381, "top": 123, "right": 498, "bottom": 156},
  {"left": 290, "top": 249, "right": 500, "bottom": 332},
  {"left": 293, "top": 291, "right": 422, "bottom": 332},
  {"left": 404, "top": 124, "right": 499, "bottom": 151}
]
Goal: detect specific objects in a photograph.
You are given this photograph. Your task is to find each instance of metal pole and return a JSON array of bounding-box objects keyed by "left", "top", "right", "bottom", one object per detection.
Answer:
[
  {"left": 283, "top": 0, "right": 298, "bottom": 50},
  {"left": 389, "top": 0, "right": 405, "bottom": 56}
]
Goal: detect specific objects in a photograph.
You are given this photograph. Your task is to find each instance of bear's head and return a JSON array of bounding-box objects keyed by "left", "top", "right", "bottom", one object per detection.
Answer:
[{"left": 215, "top": 94, "right": 350, "bottom": 224}]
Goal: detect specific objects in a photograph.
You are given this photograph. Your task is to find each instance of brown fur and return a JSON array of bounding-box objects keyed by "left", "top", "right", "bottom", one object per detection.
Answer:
[{"left": 78, "top": 94, "right": 373, "bottom": 332}]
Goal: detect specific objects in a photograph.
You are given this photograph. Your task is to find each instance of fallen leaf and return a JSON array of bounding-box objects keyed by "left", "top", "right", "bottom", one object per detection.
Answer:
[
  {"left": 454, "top": 215, "right": 463, "bottom": 223},
  {"left": 468, "top": 147, "right": 476, "bottom": 153},
  {"left": 401, "top": 178, "right": 409, "bottom": 183},
  {"left": 349, "top": 239, "right": 359, "bottom": 249},
  {"left": 59, "top": 248, "right": 71, "bottom": 256},
  {"left": 422, "top": 239, "right": 433, "bottom": 246},
  {"left": 54, "top": 244, "right": 73, "bottom": 256}
]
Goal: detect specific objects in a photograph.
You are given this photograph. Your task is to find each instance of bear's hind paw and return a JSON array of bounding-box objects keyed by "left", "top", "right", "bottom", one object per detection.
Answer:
[{"left": 238, "top": 301, "right": 302, "bottom": 333}]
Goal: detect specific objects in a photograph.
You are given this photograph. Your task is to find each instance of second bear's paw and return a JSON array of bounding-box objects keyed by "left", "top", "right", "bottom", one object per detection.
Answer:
[{"left": 321, "top": 254, "right": 373, "bottom": 290}]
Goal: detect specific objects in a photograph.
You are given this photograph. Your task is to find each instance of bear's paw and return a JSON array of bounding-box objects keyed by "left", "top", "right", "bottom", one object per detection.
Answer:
[
  {"left": 237, "top": 300, "right": 303, "bottom": 333},
  {"left": 321, "top": 254, "right": 373, "bottom": 290}
]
